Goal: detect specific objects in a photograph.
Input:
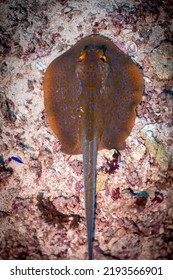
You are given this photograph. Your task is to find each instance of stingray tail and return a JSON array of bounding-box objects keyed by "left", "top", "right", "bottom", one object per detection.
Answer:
[{"left": 83, "top": 135, "right": 97, "bottom": 260}]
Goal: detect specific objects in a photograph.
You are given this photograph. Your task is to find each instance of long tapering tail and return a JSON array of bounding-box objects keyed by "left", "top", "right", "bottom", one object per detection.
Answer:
[{"left": 83, "top": 135, "right": 97, "bottom": 260}]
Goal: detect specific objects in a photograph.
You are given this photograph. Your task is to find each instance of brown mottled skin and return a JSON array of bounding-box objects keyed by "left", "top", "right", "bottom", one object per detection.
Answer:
[{"left": 43, "top": 34, "right": 144, "bottom": 259}]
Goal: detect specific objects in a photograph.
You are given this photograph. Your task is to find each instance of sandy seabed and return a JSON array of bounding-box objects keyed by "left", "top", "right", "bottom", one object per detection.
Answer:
[{"left": 0, "top": 0, "right": 173, "bottom": 260}]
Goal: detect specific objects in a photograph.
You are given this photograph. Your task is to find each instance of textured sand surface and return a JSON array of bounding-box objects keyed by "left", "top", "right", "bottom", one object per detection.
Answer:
[{"left": 0, "top": 0, "right": 172, "bottom": 259}]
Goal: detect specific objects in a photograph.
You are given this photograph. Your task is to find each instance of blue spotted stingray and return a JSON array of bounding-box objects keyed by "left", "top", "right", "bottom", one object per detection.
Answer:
[{"left": 43, "top": 34, "right": 144, "bottom": 259}]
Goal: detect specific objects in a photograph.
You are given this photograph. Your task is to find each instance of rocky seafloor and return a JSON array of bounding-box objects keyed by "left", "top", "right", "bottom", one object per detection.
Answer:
[{"left": 0, "top": 0, "right": 173, "bottom": 260}]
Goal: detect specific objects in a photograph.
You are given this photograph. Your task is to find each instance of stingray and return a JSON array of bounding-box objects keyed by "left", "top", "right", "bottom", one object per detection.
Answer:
[{"left": 43, "top": 34, "right": 144, "bottom": 259}]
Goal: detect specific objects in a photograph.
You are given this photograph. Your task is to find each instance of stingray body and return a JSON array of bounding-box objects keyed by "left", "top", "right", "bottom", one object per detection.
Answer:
[{"left": 43, "top": 34, "right": 144, "bottom": 259}]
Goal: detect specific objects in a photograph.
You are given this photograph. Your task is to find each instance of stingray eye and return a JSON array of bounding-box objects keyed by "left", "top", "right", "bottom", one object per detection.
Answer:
[
  {"left": 79, "top": 50, "right": 86, "bottom": 62},
  {"left": 98, "top": 49, "right": 107, "bottom": 62}
]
